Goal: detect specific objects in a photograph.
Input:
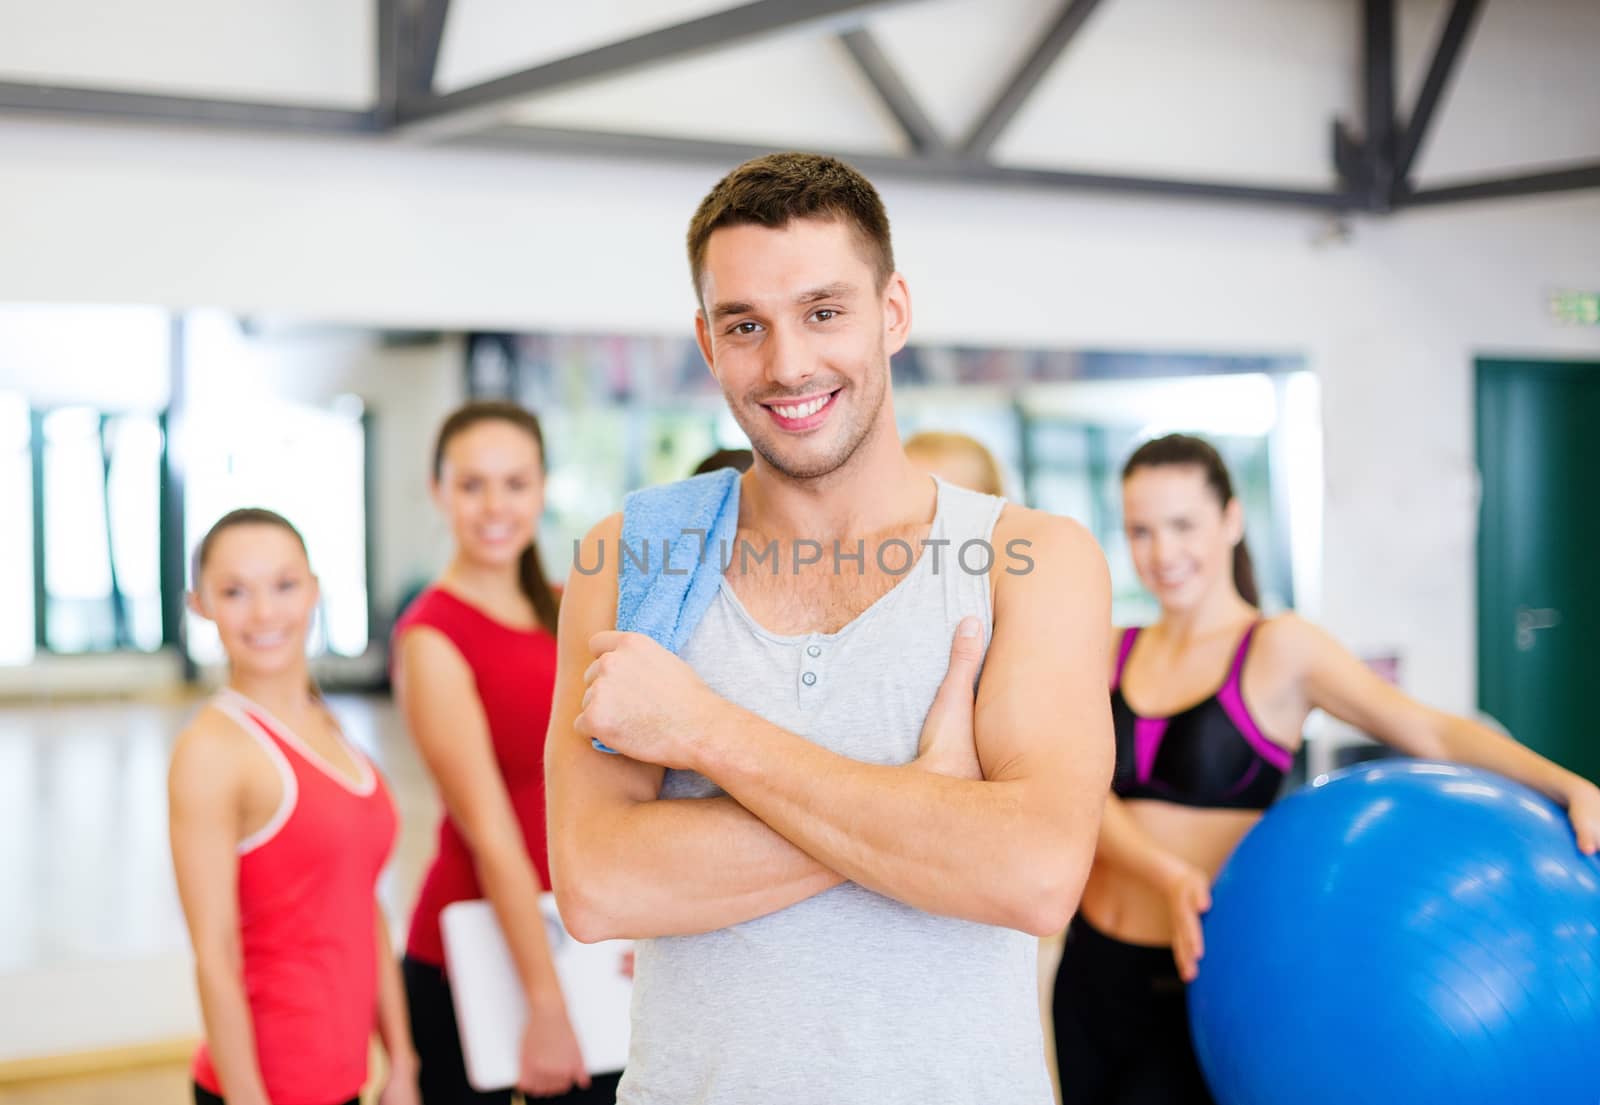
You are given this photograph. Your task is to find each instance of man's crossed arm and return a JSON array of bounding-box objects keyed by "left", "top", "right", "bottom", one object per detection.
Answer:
[{"left": 544, "top": 508, "right": 1112, "bottom": 943}]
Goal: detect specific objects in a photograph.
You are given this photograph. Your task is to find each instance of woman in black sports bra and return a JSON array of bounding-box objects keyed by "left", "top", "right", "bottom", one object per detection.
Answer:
[{"left": 1051, "top": 433, "right": 1600, "bottom": 1105}]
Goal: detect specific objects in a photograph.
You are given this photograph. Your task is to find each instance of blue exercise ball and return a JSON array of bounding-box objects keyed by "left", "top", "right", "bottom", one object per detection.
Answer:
[{"left": 1189, "top": 759, "right": 1600, "bottom": 1105}]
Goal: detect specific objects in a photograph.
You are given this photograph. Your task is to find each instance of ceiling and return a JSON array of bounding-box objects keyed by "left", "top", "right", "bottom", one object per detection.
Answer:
[{"left": 0, "top": 0, "right": 1595, "bottom": 213}]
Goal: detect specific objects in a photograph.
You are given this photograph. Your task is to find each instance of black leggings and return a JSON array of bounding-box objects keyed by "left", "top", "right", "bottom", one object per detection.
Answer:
[
  {"left": 194, "top": 1088, "right": 355, "bottom": 1105},
  {"left": 1051, "top": 915, "right": 1215, "bottom": 1105},
  {"left": 403, "top": 955, "right": 624, "bottom": 1105}
]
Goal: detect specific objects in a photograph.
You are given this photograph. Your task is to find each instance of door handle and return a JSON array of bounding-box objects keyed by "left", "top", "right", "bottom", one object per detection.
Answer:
[{"left": 1515, "top": 606, "right": 1561, "bottom": 651}]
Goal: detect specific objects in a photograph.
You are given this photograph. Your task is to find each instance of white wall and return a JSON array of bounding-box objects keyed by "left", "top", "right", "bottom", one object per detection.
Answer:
[
  {"left": 182, "top": 318, "right": 466, "bottom": 631},
  {"left": 0, "top": 304, "right": 171, "bottom": 411},
  {"left": 0, "top": 0, "right": 371, "bottom": 106},
  {"left": 2, "top": 115, "right": 1599, "bottom": 719}
]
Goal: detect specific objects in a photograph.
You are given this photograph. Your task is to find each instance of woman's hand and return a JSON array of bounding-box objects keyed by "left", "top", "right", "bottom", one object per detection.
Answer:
[
  {"left": 519, "top": 993, "right": 590, "bottom": 1097},
  {"left": 1566, "top": 781, "right": 1600, "bottom": 856},
  {"left": 375, "top": 1055, "right": 421, "bottom": 1105},
  {"left": 1162, "top": 862, "right": 1213, "bottom": 983}
]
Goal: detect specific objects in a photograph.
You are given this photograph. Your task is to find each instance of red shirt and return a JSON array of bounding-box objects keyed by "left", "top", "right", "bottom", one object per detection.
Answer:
[
  {"left": 394, "top": 586, "right": 559, "bottom": 965},
  {"left": 193, "top": 690, "right": 397, "bottom": 1105}
]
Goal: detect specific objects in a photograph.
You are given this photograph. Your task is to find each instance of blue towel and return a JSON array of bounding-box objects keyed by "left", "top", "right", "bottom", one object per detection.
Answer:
[
  {"left": 617, "top": 467, "right": 742, "bottom": 651},
  {"left": 593, "top": 467, "right": 741, "bottom": 752}
]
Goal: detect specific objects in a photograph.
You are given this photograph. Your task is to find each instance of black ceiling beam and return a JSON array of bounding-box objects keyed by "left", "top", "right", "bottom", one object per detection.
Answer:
[
  {"left": 1404, "top": 161, "right": 1600, "bottom": 207},
  {"left": 837, "top": 27, "right": 944, "bottom": 155},
  {"left": 1394, "top": 0, "right": 1484, "bottom": 189},
  {"left": 378, "top": 0, "right": 451, "bottom": 125},
  {"left": 960, "top": 0, "right": 1106, "bottom": 159},
  {"left": 395, "top": 0, "right": 927, "bottom": 140},
  {"left": 459, "top": 123, "right": 1354, "bottom": 211},
  {"left": 0, "top": 80, "right": 378, "bottom": 134},
  {"left": 376, "top": 0, "right": 403, "bottom": 127},
  {"left": 410, "top": 0, "right": 453, "bottom": 95},
  {"left": 1362, "top": 0, "right": 1398, "bottom": 212}
]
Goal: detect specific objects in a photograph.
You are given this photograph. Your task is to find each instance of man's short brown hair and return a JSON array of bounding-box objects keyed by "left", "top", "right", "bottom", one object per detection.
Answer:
[{"left": 686, "top": 152, "right": 895, "bottom": 300}]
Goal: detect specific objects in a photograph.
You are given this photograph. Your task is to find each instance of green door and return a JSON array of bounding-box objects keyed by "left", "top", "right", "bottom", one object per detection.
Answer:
[{"left": 1477, "top": 358, "right": 1600, "bottom": 784}]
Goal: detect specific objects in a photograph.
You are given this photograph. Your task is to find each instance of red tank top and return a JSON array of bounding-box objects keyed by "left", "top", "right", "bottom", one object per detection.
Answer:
[
  {"left": 193, "top": 689, "right": 397, "bottom": 1105},
  {"left": 394, "top": 586, "right": 559, "bottom": 965}
]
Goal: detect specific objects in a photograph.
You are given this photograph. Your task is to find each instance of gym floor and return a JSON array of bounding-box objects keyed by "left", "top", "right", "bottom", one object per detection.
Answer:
[
  {"left": 0, "top": 694, "right": 1066, "bottom": 1102},
  {"left": 0, "top": 694, "right": 441, "bottom": 1102},
  {"left": 0, "top": 1063, "right": 190, "bottom": 1105}
]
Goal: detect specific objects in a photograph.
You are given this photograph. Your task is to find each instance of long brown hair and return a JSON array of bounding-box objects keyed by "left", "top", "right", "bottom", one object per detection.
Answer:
[
  {"left": 1121, "top": 434, "right": 1259, "bottom": 607},
  {"left": 431, "top": 401, "right": 560, "bottom": 635}
]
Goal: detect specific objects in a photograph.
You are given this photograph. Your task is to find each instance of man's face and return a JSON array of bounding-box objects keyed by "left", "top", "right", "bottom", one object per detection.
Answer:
[{"left": 695, "top": 217, "right": 909, "bottom": 482}]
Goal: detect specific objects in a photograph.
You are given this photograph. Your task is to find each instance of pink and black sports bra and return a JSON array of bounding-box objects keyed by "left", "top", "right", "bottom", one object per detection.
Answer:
[{"left": 1110, "top": 623, "right": 1292, "bottom": 810}]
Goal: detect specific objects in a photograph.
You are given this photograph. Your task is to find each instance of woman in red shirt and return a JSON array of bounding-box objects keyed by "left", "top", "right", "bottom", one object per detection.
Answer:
[
  {"left": 395, "top": 402, "right": 620, "bottom": 1104},
  {"left": 170, "top": 508, "right": 417, "bottom": 1105}
]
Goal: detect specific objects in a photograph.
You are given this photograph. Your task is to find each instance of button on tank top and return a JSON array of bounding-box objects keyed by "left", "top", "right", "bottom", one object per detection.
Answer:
[{"left": 616, "top": 478, "right": 1053, "bottom": 1105}]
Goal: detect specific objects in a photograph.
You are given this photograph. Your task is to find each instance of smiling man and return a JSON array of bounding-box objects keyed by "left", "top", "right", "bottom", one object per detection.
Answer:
[{"left": 545, "top": 153, "right": 1112, "bottom": 1105}]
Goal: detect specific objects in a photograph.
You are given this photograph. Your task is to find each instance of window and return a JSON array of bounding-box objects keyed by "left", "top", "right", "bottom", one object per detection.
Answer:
[
  {"left": 896, "top": 388, "right": 1024, "bottom": 498},
  {"left": 40, "top": 408, "right": 163, "bottom": 653},
  {"left": 0, "top": 308, "right": 384, "bottom": 671},
  {"left": 105, "top": 415, "right": 164, "bottom": 650},
  {"left": 1020, "top": 374, "right": 1307, "bottom": 623},
  {"left": 184, "top": 399, "right": 370, "bottom": 664},
  {"left": 473, "top": 331, "right": 1317, "bottom": 621},
  {"left": 0, "top": 394, "right": 32, "bottom": 663}
]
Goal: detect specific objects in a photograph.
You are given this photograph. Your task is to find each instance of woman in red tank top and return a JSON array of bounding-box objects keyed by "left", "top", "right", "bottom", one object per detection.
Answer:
[
  {"left": 394, "top": 402, "right": 621, "bottom": 1104},
  {"left": 170, "top": 508, "right": 418, "bottom": 1105}
]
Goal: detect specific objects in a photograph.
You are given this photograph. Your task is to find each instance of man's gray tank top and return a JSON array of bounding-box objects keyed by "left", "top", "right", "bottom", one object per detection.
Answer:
[{"left": 616, "top": 478, "right": 1052, "bottom": 1105}]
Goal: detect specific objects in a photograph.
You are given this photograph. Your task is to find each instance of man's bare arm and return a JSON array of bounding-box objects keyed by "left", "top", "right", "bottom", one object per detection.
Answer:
[
  {"left": 670, "top": 509, "right": 1112, "bottom": 936},
  {"left": 545, "top": 514, "right": 843, "bottom": 942}
]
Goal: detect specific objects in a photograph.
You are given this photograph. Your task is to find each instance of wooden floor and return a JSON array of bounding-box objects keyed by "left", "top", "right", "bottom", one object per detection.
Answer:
[
  {"left": 0, "top": 1063, "right": 190, "bottom": 1105},
  {"left": 0, "top": 691, "right": 439, "bottom": 1093},
  {"left": 0, "top": 692, "right": 439, "bottom": 975},
  {"left": 0, "top": 1057, "right": 410, "bottom": 1105},
  {"left": 0, "top": 691, "right": 1065, "bottom": 1104}
]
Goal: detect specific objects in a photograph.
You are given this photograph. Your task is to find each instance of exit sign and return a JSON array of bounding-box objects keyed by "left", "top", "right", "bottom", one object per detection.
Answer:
[{"left": 1550, "top": 290, "right": 1600, "bottom": 325}]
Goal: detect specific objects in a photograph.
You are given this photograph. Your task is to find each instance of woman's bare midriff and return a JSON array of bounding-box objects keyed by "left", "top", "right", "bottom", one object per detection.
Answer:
[{"left": 1078, "top": 800, "right": 1264, "bottom": 946}]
